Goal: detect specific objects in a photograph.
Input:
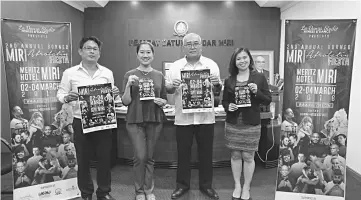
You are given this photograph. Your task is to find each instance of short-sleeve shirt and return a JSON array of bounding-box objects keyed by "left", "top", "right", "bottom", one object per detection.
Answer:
[
  {"left": 122, "top": 69, "right": 167, "bottom": 123},
  {"left": 165, "top": 56, "right": 221, "bottom": 125},
  {"left": 57, "top": 62, "right": 115, "bottom": 119}
]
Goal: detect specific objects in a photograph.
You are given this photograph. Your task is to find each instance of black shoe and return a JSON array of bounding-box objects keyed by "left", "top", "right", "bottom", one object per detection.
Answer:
[
  {"left": 171, "top": 188, "right": 189, "bottom": 199},
  {"left": 241, "top": 198, "right": 252, "bottom": 200},
  {"left": 97, "top": 194, "right": 115, "bottom": 200},
  {"left": 200, "top": 188, "right": 219, "bottom": 200},
  {"left": 232, "top": 196, "right": 241, "bottom": 200}
]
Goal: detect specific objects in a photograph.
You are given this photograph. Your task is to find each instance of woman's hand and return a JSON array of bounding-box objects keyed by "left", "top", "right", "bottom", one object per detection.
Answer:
[
  {"left": 127, "top": 75, "right": 139, "bottom": 86},
  {"left": 248, "top": 83, "right": 258, "bottom": 94},
  {"left": 154, "top": 98, "right": 167, "bottom": 107},
  {"left": 228, "top": 103, "right": 238, "bottom": 112}
]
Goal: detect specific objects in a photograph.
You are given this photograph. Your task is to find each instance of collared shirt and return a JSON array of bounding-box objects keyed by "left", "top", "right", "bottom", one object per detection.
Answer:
[
  {"left": 165, "top": 56, "right": 220, "bottom": 125},
  {"left": 57, "top": 62, "right": 115, "bottom": 119}
]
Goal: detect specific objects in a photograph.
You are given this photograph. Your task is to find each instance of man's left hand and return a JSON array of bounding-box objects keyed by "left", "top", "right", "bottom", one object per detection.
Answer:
[
  {"left": 112, "top": 86, "right": 120, "bottom": 95},
  {"left": 209, "top": 75, "right": 220, "bottom": 86}
]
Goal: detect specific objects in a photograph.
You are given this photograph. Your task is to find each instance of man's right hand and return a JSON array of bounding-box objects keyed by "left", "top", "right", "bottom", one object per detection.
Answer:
[
  {"left": 172, "top": 79, "right": 182, "bottom": 88},
  {"left": 65, "top": 91, "right": 79, "bottom": 102},
  {"left": 228, "top": 103, "right": 238, "bottom": 112}
]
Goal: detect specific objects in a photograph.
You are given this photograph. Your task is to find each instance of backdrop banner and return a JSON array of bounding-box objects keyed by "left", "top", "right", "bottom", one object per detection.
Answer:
[
  {"left": 275, "top": 19, "right": 356, "bottom": 200},
  {"left": 1, "top": 18, "right": 80, "bottom": 200}
]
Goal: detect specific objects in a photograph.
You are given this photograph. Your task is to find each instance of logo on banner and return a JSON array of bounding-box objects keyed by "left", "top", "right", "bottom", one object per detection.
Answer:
[
  {"left": 300, "top": 25, "right": 339, "bottom": 34},
  {"left": 66, "top": 185, "right": 80, "bottom": 195},
  {"left": 173, "top": 20, "right": 188, "bottom": 37},
  {"left": 55, "top": 188, "right": 62, "bottom": 195},
  {"left": 66, "top": 185, "right": 78, "bottom": 191},
  {"left": 18, "top": 25, "right": 56, "bottom": 34},
  {"left": 38, "top": 190, "right": 51, "bottom": 198}
]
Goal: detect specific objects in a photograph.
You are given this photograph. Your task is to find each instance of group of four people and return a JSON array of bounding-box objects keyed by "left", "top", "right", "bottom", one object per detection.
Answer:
[{"left": 57, "top": 32, "right": 271, "bottom": 200}]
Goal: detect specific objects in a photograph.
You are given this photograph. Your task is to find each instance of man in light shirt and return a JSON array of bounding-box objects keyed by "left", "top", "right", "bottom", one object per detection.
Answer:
[
  {"left": 57, "top": 36, "right": 119, "bottom": 200},
  {"left": 166, "top": 33, "right": 222, "bottom": 200},
  {"left": 254, "top": 56, "right": 269, "bottom": 82}
]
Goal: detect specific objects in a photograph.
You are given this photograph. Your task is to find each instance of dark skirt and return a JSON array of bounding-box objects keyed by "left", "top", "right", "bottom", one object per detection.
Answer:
[{"left": 224, "top": 113, "right": 261, "bottom": 152}]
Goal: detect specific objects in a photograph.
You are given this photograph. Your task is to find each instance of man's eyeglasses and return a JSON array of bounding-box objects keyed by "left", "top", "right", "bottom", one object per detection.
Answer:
[
  {"left": 83, "top": 46, "right": 99, "bottom": 52},
  {"left": 184, "top": 43, "right": 201, "bottom": 48}
]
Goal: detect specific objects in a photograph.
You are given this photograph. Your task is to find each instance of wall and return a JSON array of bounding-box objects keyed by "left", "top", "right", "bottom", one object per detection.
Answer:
[
  {"left": 280, "top": 1, "right": 361, "bottom": 174},
  {"left": 0, "top": 1, "right": 84, "bottom": 152},
  {"left": 84, "top": 1, "right": 281, "bottom": 90}
]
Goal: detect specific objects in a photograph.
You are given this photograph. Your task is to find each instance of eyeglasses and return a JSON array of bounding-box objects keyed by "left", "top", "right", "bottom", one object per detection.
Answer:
[
  {"left": 184, "top": 42, "right": 201, "bottom": 48},
  {"left": 83, "top": 46, "right": 100, "bottom": 52}
]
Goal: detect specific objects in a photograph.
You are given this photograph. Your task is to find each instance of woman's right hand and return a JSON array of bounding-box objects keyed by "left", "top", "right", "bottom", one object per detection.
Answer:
[
  {"left": 228, "top": 103, "right": 238, "bottom": 112},
  {"left": 127, "top": 75, "right": 139, "bottom": 86}
]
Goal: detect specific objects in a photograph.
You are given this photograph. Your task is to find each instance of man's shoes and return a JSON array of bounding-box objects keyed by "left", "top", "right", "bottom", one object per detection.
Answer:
[
  {"left": 82, "top": 196, "right": 92, "bottom": 200},
  {"left": 171, "top": 188, "right": 189, "bottom": 199},
  {"left": 135, "top": 194, "right": 146, "bottom": 200},
  {"left": 200, "top": 188, "right": 219, "bottom": 200},
  {"left": 97, "top": 194, "right": 115, "bottom": 200},
  {"left": 232, "top": 196, "right": 241, "bottom": 200}
]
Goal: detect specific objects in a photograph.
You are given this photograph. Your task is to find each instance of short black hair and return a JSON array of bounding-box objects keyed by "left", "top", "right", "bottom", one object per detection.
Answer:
[
  {"left": 136, "top": 41, "right": 155, "bottom": 54},
  {"left": 79, "top": 36, "right": 102, "bottom": 49},
  {"left": 228, "top": 47, "right": 254, "bottom": 76}
]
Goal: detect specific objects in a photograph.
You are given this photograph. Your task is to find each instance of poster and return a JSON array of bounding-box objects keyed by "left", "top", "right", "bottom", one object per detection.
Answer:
[
  {"left": 276, "top": 20, "right": 356, "bottom": 200},
  {"left": 1, "top": 19, "right": 80, "bottom": 200},
  {"left": 180, "top": 69, "right": 213, "bottom": 113},
  {"left": 78, "top": 83, "right": 117, "bottom": 133},
  {"left": 235, "top": 85, "right": 251, "bottom": 107},
  {"left": 139, "top": 78, "right": 155, "bottom": 100}
]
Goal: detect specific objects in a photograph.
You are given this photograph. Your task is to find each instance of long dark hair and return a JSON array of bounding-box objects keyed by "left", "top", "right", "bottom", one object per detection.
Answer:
[{"left": 228, "top": 47, "right": 254, "bottom": 76}]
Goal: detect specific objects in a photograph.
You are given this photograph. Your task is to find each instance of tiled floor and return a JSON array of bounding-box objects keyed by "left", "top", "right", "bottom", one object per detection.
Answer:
[{"left": 2, "top": 154, "right": 361, "bottom": 200}]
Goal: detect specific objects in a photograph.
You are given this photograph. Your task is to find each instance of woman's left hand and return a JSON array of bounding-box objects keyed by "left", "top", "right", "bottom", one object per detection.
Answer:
[
  {"left": 248, "top": 83, "right": 258, "bottom": 94},
  {"left": 154, "top": 98, "right": 167, "bottom": 107}
]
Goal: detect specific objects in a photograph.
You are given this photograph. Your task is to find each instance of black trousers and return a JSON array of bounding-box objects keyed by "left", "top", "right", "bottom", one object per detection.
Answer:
[
  {"left": 175, "top": 124, "right": 214, "bottom": 190},
  {"left": 73, "top": 118, "right": 112, "bottom": 198}
]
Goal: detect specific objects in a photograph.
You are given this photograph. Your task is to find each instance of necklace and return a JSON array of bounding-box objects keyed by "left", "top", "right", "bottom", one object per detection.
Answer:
[{"left": 136, "top": 68, "right": 152, "bottom": 76}]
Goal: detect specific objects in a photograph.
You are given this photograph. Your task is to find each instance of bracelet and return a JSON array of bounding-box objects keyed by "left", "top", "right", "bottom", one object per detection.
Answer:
[{"left": 64, "top": 96, "right": 69, "bottom": 103}]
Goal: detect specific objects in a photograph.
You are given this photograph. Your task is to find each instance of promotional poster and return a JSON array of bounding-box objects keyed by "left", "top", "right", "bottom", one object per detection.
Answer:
[
  {"left": 1, "top": 19, "right": 80, "bottom": 200},
  {"left": 235, "top": 85, "right": 251, "bottom": 107},
  {"left": 139, "top": 78, "right": 155, "bottom": 100},
  {"left": 78, "top": 83, "right": 117, "bottom": 134},
  {"left": 276, "top": 19, "right": 356, "bottom": 200},
  {"left": 180, "top": 69, "right": 213, "bottom": 113}
]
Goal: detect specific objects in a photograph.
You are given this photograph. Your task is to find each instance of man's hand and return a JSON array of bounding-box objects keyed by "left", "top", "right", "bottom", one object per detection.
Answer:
[
  {"left": 112, "top": 86, "right": 120, "bottom": 96},
  {"left": 154, "top": 98, "right": 167, "bottom": 107},
  {"left": 65, "top": 91, "right": 79, "bottom": 103},
  {"left": 171, "top": 79, "right": 182, "bottom": 88},
  {"left": 209, "top": 75, "right": 220, "bottom": 86},
  {"left": 228, "top": 103, "right": 238, "bottom": 112}
]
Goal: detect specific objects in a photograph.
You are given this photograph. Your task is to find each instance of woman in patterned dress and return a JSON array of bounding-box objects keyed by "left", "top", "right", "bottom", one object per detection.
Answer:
[{"left": 222, "top": 47, "right": 271, "bottom": 200}]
